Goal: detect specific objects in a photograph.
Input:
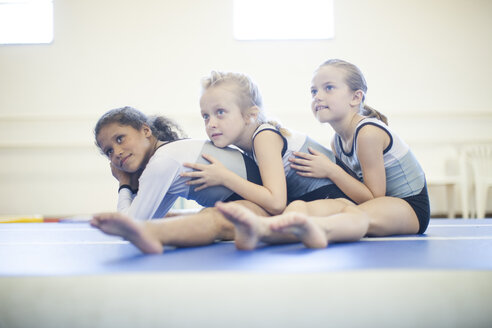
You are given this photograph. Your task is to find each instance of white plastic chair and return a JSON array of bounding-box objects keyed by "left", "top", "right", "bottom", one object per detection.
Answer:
[
  {"left": 462, "top": 144, "right": 492, "bottom": 218},
  {"left": 425, "top": 147, "right": 470, "bottom": 219},
  {"left": 426, "top": 175, "right": 466, "bottom": 219}
]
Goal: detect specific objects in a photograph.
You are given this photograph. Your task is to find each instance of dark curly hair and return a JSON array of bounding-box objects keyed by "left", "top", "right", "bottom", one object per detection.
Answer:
[{"left": 94, "top": 106, "right": 186, "bottom": 149}]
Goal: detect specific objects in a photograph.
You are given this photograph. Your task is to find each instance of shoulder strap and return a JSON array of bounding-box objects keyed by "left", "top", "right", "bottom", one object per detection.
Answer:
[{"left": 251, "top": 123, "right": 288, "bottom": 158}]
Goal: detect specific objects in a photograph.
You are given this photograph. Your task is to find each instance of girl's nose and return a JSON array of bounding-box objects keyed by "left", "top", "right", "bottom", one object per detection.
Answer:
[
  {"left": 113, "top": 145, "right": 123, "bottom": 158},
  {"left": 207, "top": 117, "right": 217, "bottom": 128}
]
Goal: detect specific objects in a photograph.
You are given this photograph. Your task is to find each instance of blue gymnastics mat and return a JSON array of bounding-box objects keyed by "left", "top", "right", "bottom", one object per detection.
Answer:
[
  {"left": 1, "top": 219, "right": 492, "bottom": 328},
  {"left": 1, "top": 218, "right": 491, "bottom": 276}
]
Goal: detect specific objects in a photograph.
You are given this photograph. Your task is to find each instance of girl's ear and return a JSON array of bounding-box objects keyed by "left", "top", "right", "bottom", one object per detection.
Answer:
[
  {"left": 246, "top": 106, "right": 260, "bottom": 124},
  {"left": 142, "top": 124, "right": 153, "bottom": 138},
  {"left": 350, "top": 90, "right": 364, "bottom": 107}
]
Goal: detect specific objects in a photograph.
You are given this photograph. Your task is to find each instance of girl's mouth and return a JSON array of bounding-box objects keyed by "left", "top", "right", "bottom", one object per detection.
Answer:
[{"left": 120, "top": 154, "right": 131, "bottom": 167}]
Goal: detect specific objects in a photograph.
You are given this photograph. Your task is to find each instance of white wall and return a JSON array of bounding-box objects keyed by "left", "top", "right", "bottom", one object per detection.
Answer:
[{"left": 1, "top": 0, "right": 491, "bottom": 216}]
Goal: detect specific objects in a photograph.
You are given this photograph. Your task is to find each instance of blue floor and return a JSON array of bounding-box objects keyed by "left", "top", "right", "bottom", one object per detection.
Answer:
[{"left": 1, "top": 219, "right": 491, "bottom": 276}]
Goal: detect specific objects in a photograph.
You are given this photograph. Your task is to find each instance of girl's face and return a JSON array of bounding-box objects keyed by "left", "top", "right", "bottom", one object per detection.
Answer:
[
  {"left": 310, "top": 65, "right": 359, "bottom": 123},
  {"left": 200, "top": 84, "right": 250, "bottom": 148},
  {"left": 96, "top": 123, "right": 154, "bottom": 173}
]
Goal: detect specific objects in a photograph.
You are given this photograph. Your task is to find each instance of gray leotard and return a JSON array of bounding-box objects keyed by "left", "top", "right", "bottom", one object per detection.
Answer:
[{"left": 333, "top": 117, "right": 426, "bottom": 198}]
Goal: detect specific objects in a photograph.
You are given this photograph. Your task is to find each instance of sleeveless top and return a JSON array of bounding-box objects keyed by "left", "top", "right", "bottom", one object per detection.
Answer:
[{"left": 333, "top": 118, "right": 426, "bottom": 198}]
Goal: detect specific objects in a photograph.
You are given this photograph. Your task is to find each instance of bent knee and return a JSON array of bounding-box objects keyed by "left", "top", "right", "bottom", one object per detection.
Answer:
[
  {"left": 341, "top": 204, "right": 364, "bottom": 215},
  {"left": 335, "top": 198, "right": 356, "bottom": 207},
  {"left": 233, "top": 200, "right": 269, "bottom": 216},
  {"left": 341, "top": 205, "right": 370, "bottom": 230},
  {"left": 285, "top": 200, "right": 308, "bottom": 211}
]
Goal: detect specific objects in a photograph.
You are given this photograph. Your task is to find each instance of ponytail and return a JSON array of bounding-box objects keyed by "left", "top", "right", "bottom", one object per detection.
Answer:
[
  {"left": 361, "top": 105, "right": 388, "bottom": 125},
  {"left": 318, "top": 59, "right": 389, "bottom": 125},
  {"left": 148, "top": 115, "right": 187, "bottom": 142},
  {"left": 267, "top": 120, "right": 291, "bottom": 137}
]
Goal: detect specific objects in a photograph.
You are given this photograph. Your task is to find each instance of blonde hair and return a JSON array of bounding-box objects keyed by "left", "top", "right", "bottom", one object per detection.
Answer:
[
  {"left": 318, "top": 59, "right": 388, "bottom": 125},
  {"left": 201, "top": 71, "right": 290, "bottom": 135}
]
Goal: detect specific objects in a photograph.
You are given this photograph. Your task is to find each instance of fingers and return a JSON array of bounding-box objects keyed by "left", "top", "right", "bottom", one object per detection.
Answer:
[
  {"left": 180, "top": 171, "right": 194, "bottom": 178},
  {"left": 289, "top": 157, "right": 311, "bottom": 167},
  {"left": 295, "top": 171, "right": 314, "bottom": 177},
  {"left": 291, "top": 151, "right": 313, "bottom": 160},
  {"left": 183, "top": 162, "right": 204, "bottom": 170},
  {"left": 201, "top": 153, "right": 216, "bottom": 163},
  {"left": 308, "top": 146, "right": 322, "bottom": 155},
  {"left": 181, "top": 174, "right": 207, "bottom": 190},
  {"left": 291, "top": 166, "right": 314, "bottom": 177},
  {"left": 289, "top": 163, "right": 311, "bottom": 172},
  {"left": 289, "top": 157, "right": 308, "bottom": 165},
  {"left": 180, "top": 170, "right": 205, "bottom": 179}
]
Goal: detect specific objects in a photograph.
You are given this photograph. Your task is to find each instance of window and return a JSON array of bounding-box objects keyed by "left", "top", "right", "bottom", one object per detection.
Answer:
[
  {"left": 233, "top": 0, "right": 334, "bottom": 40},
  {"left": 0, "top": 0, "right": 53, "bottom": 45}
]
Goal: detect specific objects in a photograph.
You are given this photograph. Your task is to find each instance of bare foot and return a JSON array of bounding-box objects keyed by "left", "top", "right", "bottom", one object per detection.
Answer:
[
  {"left": 269, "top": 212, "right": 328, "bottom": 248},
  {"left": 215, "top": 202, "right": 268, "bottom": 250},
  {"left": 90, "top": 212, "right": 163, "bottom": 254}
]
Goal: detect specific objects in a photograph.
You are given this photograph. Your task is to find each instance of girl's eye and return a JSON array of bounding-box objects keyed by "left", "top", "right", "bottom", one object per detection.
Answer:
[
  {"left": 202, "top": 114, "right": 209, "bottom": 120},
  {"left": 325, "top": 85, "right": 334, "bottom": 91},
  {"left": 106, "top": 149, "right": 113, "bottom": 157},
  {"left": 310, "top": 89, "right": 317, "bottom": 96},
  {"left": 116, "top": 135, "right": 124, "bottom": 143},
  {"left": 217, "top": 109, "right": 225, "bottom": 116}
]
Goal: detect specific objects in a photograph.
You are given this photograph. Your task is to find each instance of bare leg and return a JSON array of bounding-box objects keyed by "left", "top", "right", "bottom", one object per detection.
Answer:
[
  {"left": 269, "top": 202, "right": 368, "bottom": 248},
  {"left": 284, "top": 198, "right": 355, "bottom": 216},
  {"left": 216, "top": 202, "right": 302, "bottom": 250},
  {"left": 269, "top": 212, "right": 328, "bottom": 248},
  {"left": 307, "top": 206, "right": 370, "bottom": 244},
  {"left": 217, "top": 199, "right": 369, "bottom": 249},
  {"left": 272, "top": 197, "right": 419, "bottom": 248},
  {"left": 263, "top": 198, "right": 357, "bottom": 247},
  {"left": 91, "top": 200, "right": 268, "bottom": 254},
  {"left": 215, "top": 198, "right": 357, "bottom": 250},
  {"left": 216, "top": 197, "right": 419, "bottom": 250},
  {"left": 358, "top": 197, "right": 420, "bottom": 236}
]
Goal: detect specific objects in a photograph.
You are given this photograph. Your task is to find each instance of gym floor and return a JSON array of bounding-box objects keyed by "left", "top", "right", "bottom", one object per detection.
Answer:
[{"left": 1, "top": 218, "right": 491, "bottom": 327}]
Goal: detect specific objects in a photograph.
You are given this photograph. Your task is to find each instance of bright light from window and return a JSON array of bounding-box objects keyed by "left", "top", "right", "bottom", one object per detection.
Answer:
[
  {"left": 233, "top": 0, "right": 334, "bottom": 40},
  {"left": 0, "top": 0, "right": 53, "bottom": 44}
]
